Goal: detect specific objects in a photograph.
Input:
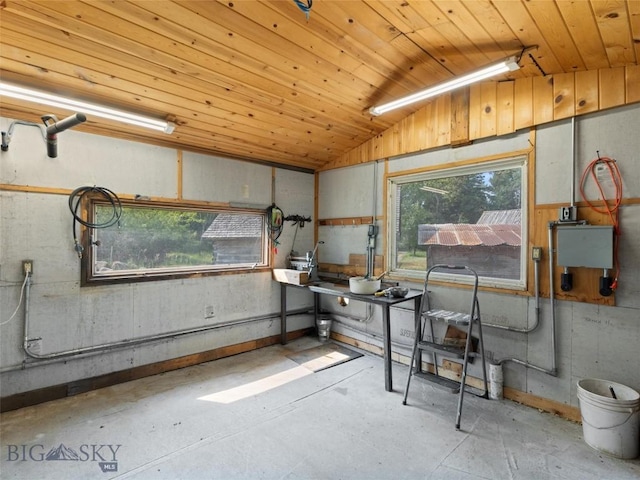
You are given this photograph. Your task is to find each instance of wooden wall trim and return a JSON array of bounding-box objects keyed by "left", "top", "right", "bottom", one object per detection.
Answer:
[
  {"left": 322, "top": 65, "right": 640, "bottom": 170},
  {"left": 0, "top": 183, "right": 229, "bottom": 208}
]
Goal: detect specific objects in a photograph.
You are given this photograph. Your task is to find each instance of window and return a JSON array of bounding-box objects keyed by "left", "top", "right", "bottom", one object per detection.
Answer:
[
  {"left": 388, "top": 155, "right": 527, "bottom": 289},
  {"left": 82, "top": 200, "right": 269, "bottom": 285}
]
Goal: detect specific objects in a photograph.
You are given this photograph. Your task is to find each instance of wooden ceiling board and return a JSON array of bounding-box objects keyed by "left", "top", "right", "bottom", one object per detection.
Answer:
[
  {"left": 402, "top": 1, "right": 478, "bottom": 76},
  {"left": 85, "top": 1, "right": 371, "bottom": 115},
  {"left": 490, "top": 0, "right": 565, "bottom": 75},
  {"left": 73, "top": 2, "right": 369, "bottom": 141},
  {"left": 629, "top": 0, "right": 640, "bottom": 62},
  {"left": 522, "top": 0, "right": 587, "bottom": 72},
  {"left": 174, "top": 1, "right": 376, "bottom": 105},
  {"left": 555, "top": 0, "right": 610, "bottom": 70},
  {"left": 591, "top": 0, "right": 637, "bottom": 66},
  {"left": 363, "top": 0, "right": 435, "bottom": 33},
  {"left": 306, "top": 0, "right": 450, "bottom": 96},
  {"left": 459, "top": 0, "right": 523, "bottom": 53},
  {"left": 432, "top": 0, "right": 513, "bottom": 60},
  {"left": 0, "top": 24, "right": 357, "bottom": 159},
  {"left": 1, "top": 0, "right": 638, "bottom": 172},
  {"left": 19, "top": 1, "right": 371, "bottom": 157}
]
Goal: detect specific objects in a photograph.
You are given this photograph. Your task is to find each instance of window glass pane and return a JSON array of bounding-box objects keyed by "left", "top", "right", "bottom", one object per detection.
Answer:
[
  {"left": 392, "top": 161, "right": 524, "bottom": 285},
  {"left": 93, "top": 205, "right": 265, "bottom": 276}
]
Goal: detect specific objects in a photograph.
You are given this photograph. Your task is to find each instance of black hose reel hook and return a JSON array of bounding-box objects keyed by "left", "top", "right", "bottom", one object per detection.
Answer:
[{"left": 41, "top": 112, "right": 87, "bottom": 158}]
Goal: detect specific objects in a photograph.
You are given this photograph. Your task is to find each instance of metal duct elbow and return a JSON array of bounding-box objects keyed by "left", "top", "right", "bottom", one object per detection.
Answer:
[{"left": 42, "top": 113, "right": 87, "bottom": 158}]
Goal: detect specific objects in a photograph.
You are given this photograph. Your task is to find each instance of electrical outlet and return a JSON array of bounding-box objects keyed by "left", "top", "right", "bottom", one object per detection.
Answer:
[
  {"left": 204, "top": 305, "right": 215, "bottom": 319},
  {"left": 531, "top": 247, "right": 543, "bottom": 261},
  {"left": 22, "top": 260, "right": 33, "bottom": 275}
]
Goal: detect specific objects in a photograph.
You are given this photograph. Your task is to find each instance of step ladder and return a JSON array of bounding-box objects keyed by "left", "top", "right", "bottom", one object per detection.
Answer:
[{"left": 402, "top": 264, "right": 488, "bottom": 430}]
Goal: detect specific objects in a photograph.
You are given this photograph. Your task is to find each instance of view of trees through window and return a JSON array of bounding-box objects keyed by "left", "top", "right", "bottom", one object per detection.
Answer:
[
  {"left": 92, "top": 204, "right": 265, "bottom": 276},
  {"left": 393, "top": 161, "right": 523, "bottom": 283}
]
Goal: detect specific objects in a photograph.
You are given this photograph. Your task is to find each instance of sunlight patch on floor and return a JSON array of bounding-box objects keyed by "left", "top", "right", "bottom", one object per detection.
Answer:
[{"left": 197, "top": 365, "right": 312, "bottom": 404}]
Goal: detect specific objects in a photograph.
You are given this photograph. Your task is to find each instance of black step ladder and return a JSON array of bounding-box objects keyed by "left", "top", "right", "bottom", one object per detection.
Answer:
[{"left": 402, "top": 264, "right": 488, "bottom": 430}]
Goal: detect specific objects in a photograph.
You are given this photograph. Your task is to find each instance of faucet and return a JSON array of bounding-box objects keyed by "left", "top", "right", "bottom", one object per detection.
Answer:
[{"left": 307, "top": 241, "right": 324, "bottom": 279}]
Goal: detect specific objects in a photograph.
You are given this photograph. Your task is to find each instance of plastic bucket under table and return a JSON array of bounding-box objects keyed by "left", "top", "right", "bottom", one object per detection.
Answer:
[{"left": 577, "top": 378, "right": 640, "bottom": 459}]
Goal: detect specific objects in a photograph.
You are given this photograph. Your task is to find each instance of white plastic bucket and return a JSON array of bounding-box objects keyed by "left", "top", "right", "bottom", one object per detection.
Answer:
[{"left": 577, "top": 378, "right": 640, "bottom": 459}]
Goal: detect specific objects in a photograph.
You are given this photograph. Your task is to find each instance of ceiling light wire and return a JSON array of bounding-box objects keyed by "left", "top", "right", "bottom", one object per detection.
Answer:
[{"left": 293, "top": 0, "right": 312, "bottom": 20}]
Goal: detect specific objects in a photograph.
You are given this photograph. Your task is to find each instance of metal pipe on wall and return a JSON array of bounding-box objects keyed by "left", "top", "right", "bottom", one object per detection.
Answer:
[
  {"left": 548, "top": 222, "right": 558, "bottom": 374},
  {"left": 367, "top": 160, "right": 379, "bottom": 279},
  {"left": 491, "top": 117, "right": 580, "bottom": 376},
  {"left": 326, "top": 304, "right": 374, "bottom": 324},
  {"left": 483, "top": 258, "right": 541, "bottom": 334},
  {"left": 330, "top": 314, "right": 412, "bottom": 353},
  {"left": 570, "top": 116, "right": 576, "bottom": 207},
  {"left": 5, "top": 276, "right": 313, "bottom": 373},
  {"left": 491, "top": 240, "right": 557, "bottom": 376}
]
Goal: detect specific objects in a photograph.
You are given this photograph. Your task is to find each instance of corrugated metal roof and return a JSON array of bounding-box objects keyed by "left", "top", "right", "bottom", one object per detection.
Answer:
[
  {"left": 202, "top": 214, "right": 263, "bottom": 239},
  {"left": 476, "top": 209, "right": 521, "bottom": 225},
  {"left": 418, "top": 224, "right": 521, "bottom": 247}
]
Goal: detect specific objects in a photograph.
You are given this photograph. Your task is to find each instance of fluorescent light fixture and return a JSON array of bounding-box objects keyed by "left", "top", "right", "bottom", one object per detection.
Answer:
[
  {"left": 369, "top": 56, "right": 520, "bottom": 116},
  {"left": 0, "top": 82, "right": 175, "bottom": 134}
]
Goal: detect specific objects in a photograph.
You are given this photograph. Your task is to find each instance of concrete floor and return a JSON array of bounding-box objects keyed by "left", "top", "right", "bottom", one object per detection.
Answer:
[{"left": 1, "top": 336, "right": 639, "bottom": 480}]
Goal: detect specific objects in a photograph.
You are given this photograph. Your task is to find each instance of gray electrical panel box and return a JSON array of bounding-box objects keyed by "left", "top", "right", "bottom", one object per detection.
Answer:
[{"left": 556, "top": 225, "right": 613, "bottom": 269}]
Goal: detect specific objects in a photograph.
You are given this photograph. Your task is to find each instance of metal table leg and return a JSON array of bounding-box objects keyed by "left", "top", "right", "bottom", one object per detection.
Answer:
[
  {"left": 383, "top": 305, "right": 392, "bottom": 391},
  {"left": 280, "top": 283, "right": 287, "bottom": 345}
]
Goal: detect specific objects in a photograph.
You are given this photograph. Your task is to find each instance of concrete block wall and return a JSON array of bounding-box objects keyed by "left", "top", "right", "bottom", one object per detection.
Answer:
[
  {"left": 0, "top": 118, "right": 315, "bottom": 397},
  {"left": 2, "top": 103, "right": 638, "bottom": 410}
]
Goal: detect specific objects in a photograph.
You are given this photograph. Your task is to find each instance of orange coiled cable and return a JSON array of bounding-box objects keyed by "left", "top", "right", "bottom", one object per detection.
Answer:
[{"left": 579, "top": 156, "right": 623, "bottom": 290}]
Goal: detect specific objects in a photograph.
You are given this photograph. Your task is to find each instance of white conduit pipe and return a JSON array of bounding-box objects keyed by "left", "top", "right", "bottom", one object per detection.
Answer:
[
  {"left": 368, "top": 161, "right": 379, "bottom": 278},
  {"left": 571, "top": 116, "right": 576, "bottom": 207},
  {"left": 326, "top": 304, "right": 374, "bottom": 323},
  {"left": 483, "top": 258, "right": 541, "bottom": 335},
  {"left": 487, "top": 228, "right": 558, "bottom": 394},
  {"left": 5, "top": 275, "right": 313, "bottom": 373},
  {"left": 499, "top": 224, "right": 557, "bottom": 375},
  {"left": 486, "top": 119, "right": 582, "bottom": 381},
  {"left": 330, "top": 314, "right": 413, "bottom": 353}
]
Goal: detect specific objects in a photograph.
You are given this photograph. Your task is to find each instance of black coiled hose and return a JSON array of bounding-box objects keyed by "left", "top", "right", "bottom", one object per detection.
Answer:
[{"left": 68, "top": 186, "right": 122, "bottom": 258}]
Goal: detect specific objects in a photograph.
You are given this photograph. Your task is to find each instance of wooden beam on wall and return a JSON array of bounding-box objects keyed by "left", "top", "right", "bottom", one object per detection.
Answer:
[{"left": 450, "top": 87, "right": 470, "bottom": 146}]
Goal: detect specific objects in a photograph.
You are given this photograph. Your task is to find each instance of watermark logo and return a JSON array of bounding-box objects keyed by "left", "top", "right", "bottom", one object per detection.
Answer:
[{"left": 6, "top": 443, "right": 121, "bottom": 473}]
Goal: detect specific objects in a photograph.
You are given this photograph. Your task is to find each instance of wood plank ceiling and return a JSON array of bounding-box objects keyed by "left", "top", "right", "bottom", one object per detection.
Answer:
[{"left": 1, "top": 1, "right": 638, "bottom": 172}]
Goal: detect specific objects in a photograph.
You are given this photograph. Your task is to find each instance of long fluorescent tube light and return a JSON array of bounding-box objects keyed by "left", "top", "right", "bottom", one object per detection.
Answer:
[
  {"left": 0, "top": 82, "right": 175, "bottom": 134},
  {"left": 369, "top": 56, "right": 520, "bottom": 116}
]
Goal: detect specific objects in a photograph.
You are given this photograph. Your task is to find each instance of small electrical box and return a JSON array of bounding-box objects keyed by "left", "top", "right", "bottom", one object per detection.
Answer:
[
  {"left": 558, "top": 206, "right": 577, "bottom": 222},
  {"left": 556, "top": 225, "right": 613, "bottom": 269},
  {"left": 531, "top": 247, "right": 542, "bottom": 261}
]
